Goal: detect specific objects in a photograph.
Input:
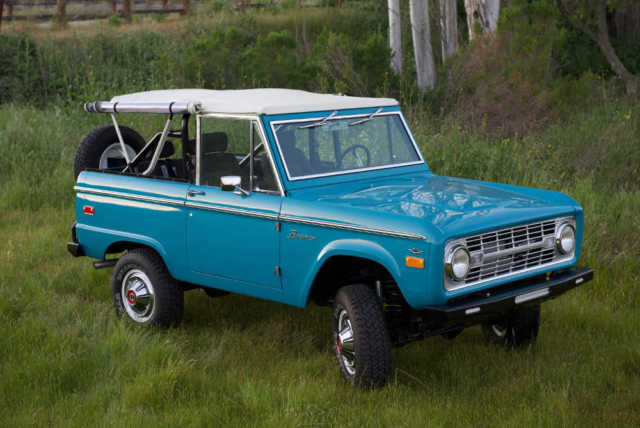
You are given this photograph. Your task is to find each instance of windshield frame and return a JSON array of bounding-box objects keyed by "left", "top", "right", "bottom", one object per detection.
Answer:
[{"left": 269, "top": 110, "right": 424, "bottom": 182}]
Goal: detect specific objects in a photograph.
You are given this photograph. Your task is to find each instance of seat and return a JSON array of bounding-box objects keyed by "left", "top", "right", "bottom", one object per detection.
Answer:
[
  {"left": 278, "top": 131, "right": 312, "bottom": 177},
  {"left": 199, "top": 132, "right": 243, "bottom": 187}
]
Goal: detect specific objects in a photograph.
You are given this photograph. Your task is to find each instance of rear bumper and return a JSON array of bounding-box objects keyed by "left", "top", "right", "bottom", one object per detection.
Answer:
[
  {"left": 421, "top": 266, "right": 593, "bottom": 329},
  {"left": 67, "top": 221, "right": 84, "bottom": 258}
]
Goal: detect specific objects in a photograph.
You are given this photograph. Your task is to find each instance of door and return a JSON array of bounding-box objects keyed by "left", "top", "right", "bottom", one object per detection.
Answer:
[{"left": 186, "top": 116, "right": 283, "bottom": 289}]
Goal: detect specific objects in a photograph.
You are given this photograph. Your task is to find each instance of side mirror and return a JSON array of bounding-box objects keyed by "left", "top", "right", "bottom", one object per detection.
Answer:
[{"left": 220, "top": 176, "right": 249, "bottom": 196}]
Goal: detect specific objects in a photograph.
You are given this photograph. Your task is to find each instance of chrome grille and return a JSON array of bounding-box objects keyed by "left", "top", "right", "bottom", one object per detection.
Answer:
[{"left": 444, "top": 217, "right": 575, "bottom": 290}]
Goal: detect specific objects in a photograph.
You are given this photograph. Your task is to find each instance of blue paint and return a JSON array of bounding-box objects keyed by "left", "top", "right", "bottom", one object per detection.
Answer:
[{"left": 73, "top": 107, "right": 584, "bottom": 309}]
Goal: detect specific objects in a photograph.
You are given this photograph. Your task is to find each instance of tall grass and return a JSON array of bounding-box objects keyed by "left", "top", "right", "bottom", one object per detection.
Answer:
[
  {"left": 0, "top": 4, "right": 639, "bottom": 425},
  {"left": 1, "top": 100, "right": 639, "bottom": 425}
]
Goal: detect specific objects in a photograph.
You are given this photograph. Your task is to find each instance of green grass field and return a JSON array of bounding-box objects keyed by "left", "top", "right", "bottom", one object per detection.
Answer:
[{"left": 1, "top": 98, "right": 638, "bottom": 426}]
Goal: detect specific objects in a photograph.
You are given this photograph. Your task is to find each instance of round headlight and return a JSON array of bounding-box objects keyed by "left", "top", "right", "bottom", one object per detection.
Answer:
[
  {"left": 555, "top": 223, "right": 576, "bottom": 254},
  {"left": 445, "top": 246, "right": 471, "bottom": 281}
]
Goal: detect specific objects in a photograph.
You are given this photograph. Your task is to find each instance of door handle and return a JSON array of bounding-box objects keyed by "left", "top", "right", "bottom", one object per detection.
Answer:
[{"left": 188, "top": 190, "right": 205, "bottom": 197}]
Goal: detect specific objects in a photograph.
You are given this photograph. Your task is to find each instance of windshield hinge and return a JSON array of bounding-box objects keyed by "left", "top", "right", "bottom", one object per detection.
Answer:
[{"left": 275, "top": 221, "right": 281, "bottom": 232}]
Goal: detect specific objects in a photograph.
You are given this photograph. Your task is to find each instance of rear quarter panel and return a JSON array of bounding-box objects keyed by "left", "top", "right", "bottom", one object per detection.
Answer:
[{"left": 74, "top": 171, "right": 189, "bottom": 278}]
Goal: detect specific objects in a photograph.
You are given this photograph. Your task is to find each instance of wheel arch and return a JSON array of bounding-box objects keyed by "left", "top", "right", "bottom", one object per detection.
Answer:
[{"left": 299, "top": 239, "right": 403, "bottom": 306}]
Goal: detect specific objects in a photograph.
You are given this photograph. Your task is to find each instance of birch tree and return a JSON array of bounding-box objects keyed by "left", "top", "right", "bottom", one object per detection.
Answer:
[
  {"left": 440, "top": 0, "right": 459, "bottom": 61},
  {"left": 464, "top": 0, "right": 500, "bottom": 40},
  {"left": 388, "top": 0, "right": 402, "bottom": 74},
  {"left": 410, "top": 0, "right": 436, "bottom": 90}
]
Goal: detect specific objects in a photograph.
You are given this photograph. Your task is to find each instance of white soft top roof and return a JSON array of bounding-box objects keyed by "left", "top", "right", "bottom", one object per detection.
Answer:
[{"left": 111, "top": 88, "right": 398, "bottom": 115}]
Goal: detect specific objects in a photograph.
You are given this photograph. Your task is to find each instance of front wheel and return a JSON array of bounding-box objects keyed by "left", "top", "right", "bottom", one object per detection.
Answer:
[
  {"left": 333, "top": 284, "right": 391, "bottom": 389},
  {"left": 482, "top": 305, "right": 541, "bottom": 348},
  {"left": 112, "top": 248, "right": 184, "bottom": 327}
]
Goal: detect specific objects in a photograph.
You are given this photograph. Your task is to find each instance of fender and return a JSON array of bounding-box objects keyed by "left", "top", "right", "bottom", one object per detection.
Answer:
[
  {"left": 294, "top": 238, "right": 402, "bottom": 307},
  {"left": 76, "top": 223, "right": 176, "bottom": 274}
]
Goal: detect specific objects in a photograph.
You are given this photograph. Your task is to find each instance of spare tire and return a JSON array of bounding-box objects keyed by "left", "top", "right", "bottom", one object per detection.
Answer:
[{"left": 74, "top": 125, "right": 146, "bottom": 180}]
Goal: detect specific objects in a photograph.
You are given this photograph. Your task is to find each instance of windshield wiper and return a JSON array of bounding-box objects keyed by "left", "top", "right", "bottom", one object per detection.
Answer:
[
  {"left": 349, "top": 107, "right": 383, "bottom": 126},
  {"left": 297, "top": 111, "right": 338, "bottom": 129}
]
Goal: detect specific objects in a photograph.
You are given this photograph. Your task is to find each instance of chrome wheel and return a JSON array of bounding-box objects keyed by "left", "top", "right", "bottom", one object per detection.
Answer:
[
  {"left": 98, "top": 142, "right": 137, "bottom": 169},
  {"left": 491, "top": 323, "right": 508, "bottom": 338},
  {"left": 336, "top": 308, "right": 356, "bottom": 376},
  {"left": 121, "top": 269, "right": 156, "bottom": 323}
]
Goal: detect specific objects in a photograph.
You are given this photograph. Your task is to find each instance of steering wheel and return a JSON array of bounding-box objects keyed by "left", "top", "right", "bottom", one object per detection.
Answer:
[{"left": 339, "top": 144, "right": 371, "bottom": 168}]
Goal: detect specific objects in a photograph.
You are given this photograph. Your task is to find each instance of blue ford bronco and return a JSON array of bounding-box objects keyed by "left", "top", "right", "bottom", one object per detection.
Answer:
[{"left": 68, "top": 89, "right": 593, "bottom": 388}]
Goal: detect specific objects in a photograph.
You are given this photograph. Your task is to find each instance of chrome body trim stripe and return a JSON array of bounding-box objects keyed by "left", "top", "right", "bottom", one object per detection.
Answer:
[
  {"left": 74, "top": 186, "right": 184, "bottom": 207},
  {"left": 185, "top": 202, "right": 279, "bottom": 220},
  {"left": 74, "top": 187, "right": 423, "bottom": 239},
  {"left": 279, "top": 215, "right": 425, "bottom": 240}
]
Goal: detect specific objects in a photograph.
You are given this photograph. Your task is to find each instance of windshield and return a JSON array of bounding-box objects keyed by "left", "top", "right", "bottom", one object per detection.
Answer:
[{"left": 272, "top": 113, "right": 422, "bottom": 180}]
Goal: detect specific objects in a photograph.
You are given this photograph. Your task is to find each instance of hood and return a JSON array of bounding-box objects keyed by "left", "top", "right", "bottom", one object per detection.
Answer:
[{"left": 285, "top": 172, "right": 579, "bottom": 241}]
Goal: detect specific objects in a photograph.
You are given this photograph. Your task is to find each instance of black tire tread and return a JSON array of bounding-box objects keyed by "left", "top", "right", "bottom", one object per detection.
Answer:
[
  {"left": 74, "top": 125, "right": 145, "bottom": 179},
  {"left": 112, "top": 247, "right": 184, "bottom": 328},
  {"left": 334, "top": 284, "right": 392, "bottom": 389}
]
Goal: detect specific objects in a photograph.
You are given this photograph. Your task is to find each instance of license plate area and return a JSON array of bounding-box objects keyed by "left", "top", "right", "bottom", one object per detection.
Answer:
[{"left": 514, "top": 287, "right": 550, "bottom": 304}]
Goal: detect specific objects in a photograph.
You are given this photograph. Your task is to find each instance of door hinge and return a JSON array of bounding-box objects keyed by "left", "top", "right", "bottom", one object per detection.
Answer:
[
  {"left": 275, "top": 221, "right": 281, "bottom": 232},
  {"left": 275, "top": 266, "right": 281, "bottom": 276}
]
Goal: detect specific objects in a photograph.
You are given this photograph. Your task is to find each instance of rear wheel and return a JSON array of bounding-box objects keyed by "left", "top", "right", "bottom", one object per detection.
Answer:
[
  {"left": 74, "top": 125, "right": 145, "bottom": 179},
  {"left": 112, "top": 248, "right": 184, "bottom": 327},
  {"left": 482, "top": 305, "right": 541, "bottom": 348},
  {"left": 332, "top": 284, "right": 391, "bottom": 389}
]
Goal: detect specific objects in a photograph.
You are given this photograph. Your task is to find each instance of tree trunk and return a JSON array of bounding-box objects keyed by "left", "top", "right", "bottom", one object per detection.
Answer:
[
  {"left": 0, "top": 0, "right": 4, "bottom": 31},
  {"left": 410, "top": 0, "right": 436, "bottom": 91},
  {"left": 56, "top": 0, "right": 67, "bottom": 24},
  {"left": 108, "top": 0, "right": 116, "bottom": 14},
  {"left": 592, "top": 4, "right": 639, "bottom": 95},
  {"left": 388, "top": 0, "right": 402, "bottom": 74},
  {"left": 440, "top": 0, "right": 459, "bottom": 61},
  {"left": 557, "top": 1, "right": 639, "bottom": 96},
  {"left": 162, "top": 0, "right": 169, "bottom": 10},
  {"left": 464, "top": 0, "right": 500, "bottom": 40},
  {"left": 122, "top": 0, "right": 131, "bottom": 22},
  {"left": 182, "top": 0, "right": 189, "bottom": 14},
  {"left": 6, "top": 1, "right": 11, "bottom": 17}
]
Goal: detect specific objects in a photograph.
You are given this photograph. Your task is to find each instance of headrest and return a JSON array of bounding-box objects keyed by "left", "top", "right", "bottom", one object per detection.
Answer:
[{"left": 202, "top": 132, "right": 228, "bottom": 154}]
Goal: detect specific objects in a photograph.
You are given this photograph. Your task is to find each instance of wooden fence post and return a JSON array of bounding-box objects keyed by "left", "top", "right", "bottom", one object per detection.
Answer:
[
  {"left": 122, "top": 0, "right": 132, "bottom": 22},
  {"left": 56, "top": 0, "right": 67, "bottom": 25}
]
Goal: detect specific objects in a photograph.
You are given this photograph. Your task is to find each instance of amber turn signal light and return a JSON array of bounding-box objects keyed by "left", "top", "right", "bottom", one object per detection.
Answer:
[{"left": 405, "top": 256, "right": 424, "bottom": 269}]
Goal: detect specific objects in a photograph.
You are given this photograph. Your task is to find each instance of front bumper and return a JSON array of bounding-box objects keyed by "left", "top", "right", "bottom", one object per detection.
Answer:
[{"left": 421, "top": 266, "right": 593, "bottom": 330}]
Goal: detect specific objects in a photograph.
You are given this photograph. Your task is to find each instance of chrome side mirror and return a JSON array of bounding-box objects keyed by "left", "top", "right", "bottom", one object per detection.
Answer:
[{"left": 220, "top": 176, "right": 249, "bottom": 196}]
